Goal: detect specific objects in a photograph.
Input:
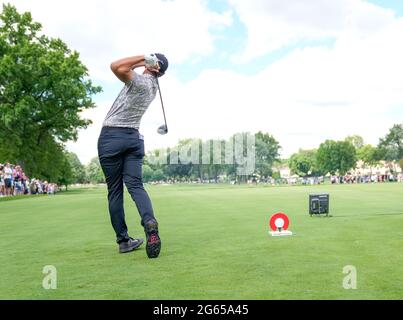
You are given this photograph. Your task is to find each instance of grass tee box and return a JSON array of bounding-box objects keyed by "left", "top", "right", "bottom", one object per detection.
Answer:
[{"left": 0, "top": 183, "right": 402, "bottom": 300}]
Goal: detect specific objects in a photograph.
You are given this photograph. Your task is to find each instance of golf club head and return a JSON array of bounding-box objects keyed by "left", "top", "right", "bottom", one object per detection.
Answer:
[{"left": 157, "top": 124, "right": 168, "bottom": 135}]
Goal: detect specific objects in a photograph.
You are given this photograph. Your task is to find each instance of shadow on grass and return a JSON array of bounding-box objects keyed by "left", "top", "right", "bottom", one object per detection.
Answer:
[
  {"left": 57, "top": 187, "right": 104, "bottom": 196},
  {"left": 0, "top": 194, "right": 47, "bottom": 202},
  {"left": 0, "top": 187, "right": 103, "bottom": 202},
  {"left": 58, "top": 189, "right": 95, "bottom": 195},
  {"left": 330, "top": 212, "right": 403, "bottom": 218}
]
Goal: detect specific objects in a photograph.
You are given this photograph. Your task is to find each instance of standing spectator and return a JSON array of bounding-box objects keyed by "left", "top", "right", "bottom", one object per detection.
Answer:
[
  {"left": 13, "top": 165, "right": 23, "bottom": 196},
  {"left": 4, "top": 163, "right": 13, "bottom": 196},
  {"left": 22, "top": 173, "right": 29, "bottom": 195},
  {"left": 0, "top": 163, "right": 4, "bottom": 196},
  {"left": 48, "top": 183, "right": 57, "bottom": 195},
  {"left": 37, "top": 180, "right": 43, "bottom": 194},
  {"left": 30, "top": 179, "right": 37, "bottom": 195},
  {"left": 0, "top": 162, "right": 58, "bottom": 197}
]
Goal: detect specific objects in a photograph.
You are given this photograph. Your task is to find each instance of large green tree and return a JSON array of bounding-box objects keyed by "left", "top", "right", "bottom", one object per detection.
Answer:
[
  {"left": 378, "top": 124, "right": 403, "bottom": 168},
  {"left": 203, "top": 139, "right": 227, "bottom": 183},
  {"left": 357, "top": 144, "right": 379, "bottom": 170},
  {"left": 254, "top": 131, "right": 281, "bottom": 177},
  {"left": 289, "top": 149, "right": 321, "bottom": 177},
  {"left": 57, "top": 155, "right": 73, "bottom": 191},
  {"left": 142, "top": 164, "right": 153, "bottom": 182},
  {"left": 316, "top": 140, "right": 357, "bottom": 175},
  {"left": 66, "top": 152, "right": 86, "bottom": 184},
  {"left": 0, "top": 4, "right": 101, "bottom": 180},
  {"left": 345, "top": 135, "right": 365, "bottom": 149},
  {"left": 85, "top": 157, "right": 104, "bottom": 184},
  {"left": 152, "top": 169, "right": 165, "bottom": 181}
]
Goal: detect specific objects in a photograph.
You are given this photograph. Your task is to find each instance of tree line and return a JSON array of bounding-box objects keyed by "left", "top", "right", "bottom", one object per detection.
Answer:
[
  {"left": 289, "top": 125, "right": 403, "bottom": 178},
  {"left": 78, "top": 131, "right": 282, "bottom": 185},
  {"left": 80, "top": 124, "right": 402, "bottom": 185}
]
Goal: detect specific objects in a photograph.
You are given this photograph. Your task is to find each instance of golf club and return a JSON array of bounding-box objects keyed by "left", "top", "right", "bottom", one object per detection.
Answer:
[{"left": 155, "top": 76, "right": 168, "bottom": 135}]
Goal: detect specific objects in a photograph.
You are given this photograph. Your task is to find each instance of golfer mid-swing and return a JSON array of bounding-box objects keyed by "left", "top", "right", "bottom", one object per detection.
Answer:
[{"left": 98, "top": 53, "right": 168, "bottom": 258}]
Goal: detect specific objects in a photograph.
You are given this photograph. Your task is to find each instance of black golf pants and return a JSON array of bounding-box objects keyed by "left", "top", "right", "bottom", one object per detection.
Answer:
[{"left": 98, "top": 126, "right": 156, "bottom": 243}]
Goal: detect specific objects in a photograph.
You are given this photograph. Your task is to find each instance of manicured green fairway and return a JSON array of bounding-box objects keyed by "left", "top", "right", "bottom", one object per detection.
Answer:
[{"left": 1, "top": 183, "right": 402, "bottom": 300}]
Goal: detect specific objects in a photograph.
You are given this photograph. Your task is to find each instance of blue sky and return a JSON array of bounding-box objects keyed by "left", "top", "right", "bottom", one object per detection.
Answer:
[
  {"left": 96, "top": 0, "right": 403, "bottom": 103},
  {"left": 96, "top": 0, "right": 341, "bottom": 101},
  {"left": 75, "top": 0, "right": 403, "bottom": 162},
  {"left": 171, "top": 0, "right": 403, "bottom": 82},
  {"left": 168, "top": 1, "right": 339, "bottom": 83},
  {"left": 4, "top": 0, "right": 403, "bottom": 164},
  {"left": 367, "top": 0, "right": 403, "bottom": 15}
]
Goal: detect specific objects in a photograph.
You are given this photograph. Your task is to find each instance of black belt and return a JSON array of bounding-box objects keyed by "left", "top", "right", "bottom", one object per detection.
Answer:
[{"left": 102, "top": 126, "right": 139, "bottom": 133}]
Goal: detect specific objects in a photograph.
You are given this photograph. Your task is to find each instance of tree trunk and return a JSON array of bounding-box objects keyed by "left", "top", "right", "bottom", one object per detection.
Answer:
[{"left": 198, "top": 166, "right": 203, "bottom": 183}]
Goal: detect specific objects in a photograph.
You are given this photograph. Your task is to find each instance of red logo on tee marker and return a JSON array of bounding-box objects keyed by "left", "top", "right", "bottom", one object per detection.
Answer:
[
  {"left": 269, "top": 213, "right": 289, "bottom": 231},
  {"left": 269, "top": 213, "right": 293, "bottom": 236}
]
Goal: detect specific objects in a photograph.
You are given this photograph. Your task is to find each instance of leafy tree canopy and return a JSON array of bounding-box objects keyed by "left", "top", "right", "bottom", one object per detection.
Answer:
[
  {"left": 317, "top": 140, "right": 357, "bottom": 175},
  {"left": 378, "top": 124, "right": 403, "bottom": 163},
  {"left": 0, "top": 4, "right": 101, "bottom": 181},
  {"left": 289, "top": 149, "right": 321, "bottom": 177}
]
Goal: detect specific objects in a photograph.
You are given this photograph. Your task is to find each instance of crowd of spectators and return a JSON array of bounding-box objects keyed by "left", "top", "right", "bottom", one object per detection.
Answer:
[
  {"left": 330, "top": 173, "right": 403, "bottom": 184},
  {"left": 270, "top": 172, "right": 402, "bottom": 186},
  {"left": 0, "top": 162, "right": 58, "bottom": 197}
]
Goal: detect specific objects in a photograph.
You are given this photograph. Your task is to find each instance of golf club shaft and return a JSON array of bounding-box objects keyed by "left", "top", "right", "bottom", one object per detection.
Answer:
[{"left": 155, "top": 76, "right": 168, "bottom": 130}]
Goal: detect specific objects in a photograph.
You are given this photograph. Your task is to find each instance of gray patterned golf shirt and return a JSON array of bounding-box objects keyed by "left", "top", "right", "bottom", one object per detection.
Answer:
[{"left": 103, "top": 73, "right": 158, "bottom": 129}]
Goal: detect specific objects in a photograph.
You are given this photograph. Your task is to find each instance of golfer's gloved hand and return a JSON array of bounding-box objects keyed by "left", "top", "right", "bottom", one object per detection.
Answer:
[{"left": 144, "top": 54, "right": 160, "bottom": 69}]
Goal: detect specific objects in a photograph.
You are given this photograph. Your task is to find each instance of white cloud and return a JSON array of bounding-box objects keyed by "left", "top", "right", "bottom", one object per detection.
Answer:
[
  {"left": 139, "top": 15, "right": 403, "bottom": 160},
  {"left": 3, "top": 0, "right": 403, "bottom": 164},
  {"left": 4, "top": 0, "right": 233, "bottom": 82},
  {"left": 229, "top": 0, "right": 396, "bottom": 62},
  {"left": 76, "top": 12, "right": 403, "bottom": 164}
]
